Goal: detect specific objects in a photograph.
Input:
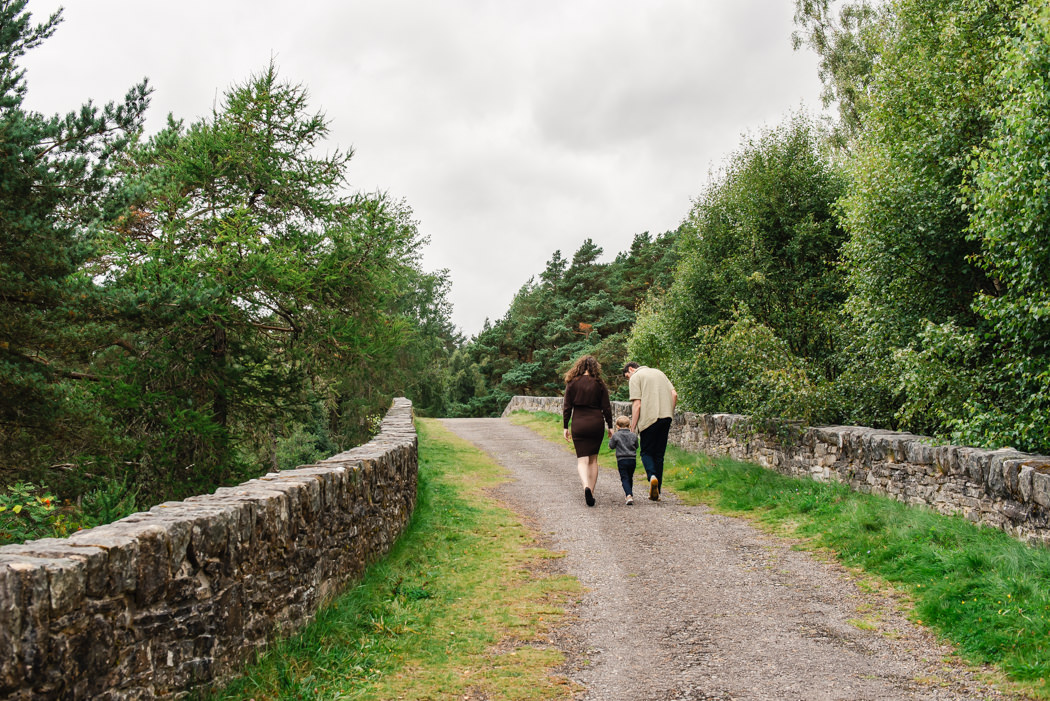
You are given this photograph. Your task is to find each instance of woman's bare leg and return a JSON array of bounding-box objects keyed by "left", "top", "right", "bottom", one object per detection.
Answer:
[
  {"left": 577, "top": 456, "right": 595, "bottom": 489},
  {"left": 578, "top": 454, "right": 599, "bottom": 506}
]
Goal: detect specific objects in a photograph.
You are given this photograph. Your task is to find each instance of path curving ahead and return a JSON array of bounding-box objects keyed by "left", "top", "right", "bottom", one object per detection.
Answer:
[{"left": 440, "top": 418, "right": 1019, "bottom": 701}]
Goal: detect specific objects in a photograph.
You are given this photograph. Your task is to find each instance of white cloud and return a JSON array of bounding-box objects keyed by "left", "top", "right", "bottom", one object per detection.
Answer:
[{"left": 21, "top": 0, "right": 824, "bottom": 337}]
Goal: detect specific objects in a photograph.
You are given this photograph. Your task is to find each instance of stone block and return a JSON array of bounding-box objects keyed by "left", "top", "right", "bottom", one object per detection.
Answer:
[
  {"left": 148, "top": 504, "right": 197, "bottom": 563},
  {"left": 1000, "top": 501, "right": 1029, "bottom": 523},
  {"left": 1030, "top": 464, "right": 1050, "bottom": 508},
  {"left": 1019, "top": 464, "right": 1035, "bottom": 503},
  {"left": 278, "top": 472, "right": 324, "bottom": 518},
  {"left": 1, "top": 556, "right": 52, "bottom": 687},
  {"left": 875, "top": 432, "right": 919, "bottom": 464},
  {"left": 1003, "top": 459, "right": 1024, "bottom": 498},
  {"left": 116, "top": 522, "right": 172, "bottom": 607},
  {"left": 65, "top": 614, "right": 118, "bottom": 689},
  {"left": 950, "top": 447, "right": 978, "bottom": 480},
  {"left": 193, "top": 508, "right": 234, "bottom": 564},
  {"left": 43, "top": 556, "right": 86, "bottom": 619},
  {"left": 0, "top": 540, "right": 109, "bottom": 599},
  {"left": 989, "top": 449, "right": 1026, "bottom": 494},
  {"left": 67, "top": 525, "right": 140, "bottom": 594},
  {"left": 905, "top": 439, "right": 935, "bottom": 466},
  {"left": 0, "top": 561, "right": 25, "bottom": 690},
  {"left": 814, "top": 426, "right": 847, "bottom": 448},
  {"left": 988, "top": 454, "right": 1006, "bottom": 495}
]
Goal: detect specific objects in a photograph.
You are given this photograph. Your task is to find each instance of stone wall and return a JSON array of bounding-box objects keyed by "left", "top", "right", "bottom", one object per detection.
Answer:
[
  {"left": 500, "top": 395, "right": 632, "bottom": 419},
  {"left": 503, "top": 396, "right": 1050, "bottom": 545},
  {"left": 0, "top": 397, "right": 418, "bottom": 700}
]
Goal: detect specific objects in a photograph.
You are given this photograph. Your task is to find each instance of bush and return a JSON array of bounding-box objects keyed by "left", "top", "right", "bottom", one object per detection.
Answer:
[
  {"left": 680, "top": 311, "right": 824, "bottom": 424},
  {"left": 627, "top": 114, "right": 846, "bottom": 424},
  {"left": 0, "top": 479, "right": 142, "bottom": 546},
  {"left": 0, "top": 483, "right": 63, "bottom": 545}
]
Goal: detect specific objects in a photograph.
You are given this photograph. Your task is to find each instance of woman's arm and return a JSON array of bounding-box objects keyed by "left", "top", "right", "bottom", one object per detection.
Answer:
[
  {"left": 601, "top": 385, "right": 614, "bottom": 435},
  {"left": 563, "top": 383, "right": 573, "bottom": 429},
  {"left": 563, "top": 382, "right": 573, "bottom": 442}
]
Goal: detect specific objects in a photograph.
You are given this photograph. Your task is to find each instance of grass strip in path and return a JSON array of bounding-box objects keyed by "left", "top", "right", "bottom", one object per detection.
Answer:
[
  {"left": 201, "top": 418, "right": 580, "bottom": 701},
  {"left": 511, "top": 410, "right": 1050, "bottom": 699}
]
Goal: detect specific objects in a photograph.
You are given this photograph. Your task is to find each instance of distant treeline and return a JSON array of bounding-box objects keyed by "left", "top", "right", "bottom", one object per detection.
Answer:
[
  {"left": 1, "top": 1, "right": 458, "bottom": 532},
  {"left": 434, "top": 232, "right": 680, "bottom": 417},
  {"left": 465, "top": 0, "right": 1050, "bottom": 457}
]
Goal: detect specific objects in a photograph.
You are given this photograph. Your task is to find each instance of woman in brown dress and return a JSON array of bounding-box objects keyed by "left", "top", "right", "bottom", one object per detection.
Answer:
[{"left": 562, "top": 354, "right": 614, "bottom": 506}]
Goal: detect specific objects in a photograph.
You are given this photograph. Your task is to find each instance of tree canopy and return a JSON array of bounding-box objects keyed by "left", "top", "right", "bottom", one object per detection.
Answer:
[
  {"left": 0, "top": 0, "right": 150, "bottom": 477},
  {"left": 6, "top": 0, "right": 1050, "bottom": 543},
  {"left": 627, "top": 0, "right": 1050, "bottom": 452},
  {"left": 446, "top": 232, "right": 679, "bottom": 417},
  {"left": 628, "top": 114, "right": 846, "bottom": 423},
  {"left": 1, "top": 5, "right": 455, "bottom": 515}
]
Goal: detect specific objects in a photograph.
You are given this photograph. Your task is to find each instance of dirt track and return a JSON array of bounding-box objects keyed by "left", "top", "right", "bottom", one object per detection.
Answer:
[{"left": 440, "top": 417, "right": 1022, "bottom": 701}]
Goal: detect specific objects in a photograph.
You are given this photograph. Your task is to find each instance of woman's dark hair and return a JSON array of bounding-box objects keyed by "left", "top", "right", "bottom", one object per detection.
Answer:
[{"left": 565, "top": 354, "right": 605, "bottom": 386}]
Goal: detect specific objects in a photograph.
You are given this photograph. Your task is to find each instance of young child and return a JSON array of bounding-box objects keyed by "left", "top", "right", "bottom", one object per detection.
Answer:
[{"left": 608, "top": 415, "right": 638, "bottom": 505}]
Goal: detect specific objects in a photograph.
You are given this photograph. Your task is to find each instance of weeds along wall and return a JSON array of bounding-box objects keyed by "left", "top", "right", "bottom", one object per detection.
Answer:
[
  {"left": 0, "top": 398, "right": 417, "bottom": 700},
  {"left": 503, "top": 396, "right": 1050, "bottom": 545}
]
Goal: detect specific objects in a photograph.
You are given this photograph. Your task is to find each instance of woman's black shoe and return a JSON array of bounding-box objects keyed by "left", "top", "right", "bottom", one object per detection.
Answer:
[{"left": 584, "top": 487, "right": 595, "bottom": 506}]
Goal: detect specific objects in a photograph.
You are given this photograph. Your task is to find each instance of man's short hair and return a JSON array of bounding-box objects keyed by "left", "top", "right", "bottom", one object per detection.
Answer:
[{"left": 622, "top": 361, "right": 640, "bottom": 376}]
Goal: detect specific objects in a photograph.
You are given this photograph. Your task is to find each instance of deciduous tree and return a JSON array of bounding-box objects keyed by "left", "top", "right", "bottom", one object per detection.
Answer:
[
  {"left": 96, "top": 65, "right": 435, "bottom": 496},
  {"left": 628, "top": 114, "right": 846, "bottom": 421}
]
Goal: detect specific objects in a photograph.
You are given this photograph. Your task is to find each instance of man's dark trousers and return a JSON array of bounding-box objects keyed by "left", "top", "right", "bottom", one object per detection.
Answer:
[{"left": 639, "top": 416, "right": 672, "bottom": 487}]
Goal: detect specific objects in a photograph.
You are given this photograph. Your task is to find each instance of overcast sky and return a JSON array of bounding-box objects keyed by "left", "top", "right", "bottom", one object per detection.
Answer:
[{"left": 22, "top": 1, "right": 826, "bottom": 338}]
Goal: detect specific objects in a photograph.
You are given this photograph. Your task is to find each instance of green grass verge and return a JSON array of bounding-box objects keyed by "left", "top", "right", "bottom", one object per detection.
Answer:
[
  {"left": 511, "top": 410, "right": 1050, "bottom": 698},
  {"left": 202, "top": 418, "right": 580, "bottom": 701}
]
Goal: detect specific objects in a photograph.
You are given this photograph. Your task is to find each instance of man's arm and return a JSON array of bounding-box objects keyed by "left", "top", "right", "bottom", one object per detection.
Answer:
[
  {"left": 671, "top": 387, "right": 678, "bottom": 414},
  {"left": 630, "top": 399, "right": 641, "bottom": 433}
]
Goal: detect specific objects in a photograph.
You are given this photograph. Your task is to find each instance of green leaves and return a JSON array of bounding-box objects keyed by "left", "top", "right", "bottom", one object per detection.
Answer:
[
  {"left": 3, "top": 38, "right": 455, "bottom": 510},
  {"left": 686, "top": 311, "right": 822, "bottom": 423},
  {"left": 628, "top": 114, "right": 846, "bottom": 421},
  {"left": 954, "top": 3, "right": 1050, "bottom": 451},
  {"left": 87, "top": 63, "right": 444, "bottom": 498},
  {"left": 448, "top": 232, "right": 679, "bottom": 414},
  {"left": 792, "top": 0, "right": 882, "bottom": 141},
  {"left": 0, "top": 0, "right": 150, "bottom": 485},
  {"left": 0, "top": 482, "right": 58, "bottom": 545},
  {"left": 797, "top": 0, "right": 1047, "bottom": 446}
]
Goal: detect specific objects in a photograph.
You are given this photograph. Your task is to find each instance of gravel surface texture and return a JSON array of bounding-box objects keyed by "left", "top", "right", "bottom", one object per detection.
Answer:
[{"left": 440, "top": 418, "right": 1027, "bottom": 701}]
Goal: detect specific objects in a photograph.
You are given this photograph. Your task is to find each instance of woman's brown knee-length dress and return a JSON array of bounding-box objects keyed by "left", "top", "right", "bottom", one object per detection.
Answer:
[{"left": 563, "top": 374, "right": 614, "bottom": 457}]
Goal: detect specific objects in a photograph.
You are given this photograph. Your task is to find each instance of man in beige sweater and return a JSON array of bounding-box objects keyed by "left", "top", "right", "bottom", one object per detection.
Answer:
[{"left": 623, "top": 362, "right": 677, "bottom": 501}]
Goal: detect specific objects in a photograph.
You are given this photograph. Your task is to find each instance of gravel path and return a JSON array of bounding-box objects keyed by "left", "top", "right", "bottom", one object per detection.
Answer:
[{"left": 440, "top": 418, "right": 1024, "bottom": 701}]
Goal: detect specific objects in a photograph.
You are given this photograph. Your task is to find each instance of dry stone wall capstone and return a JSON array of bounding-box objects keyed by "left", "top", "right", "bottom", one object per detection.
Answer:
[
  {"left": 503, "top": 396, "right": 1050, "bottom": 545},
  {"left": 0, "top": 397, "right": 417, "bottom": 700}
]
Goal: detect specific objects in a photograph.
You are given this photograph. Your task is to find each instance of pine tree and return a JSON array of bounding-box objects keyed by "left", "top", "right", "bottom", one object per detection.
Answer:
[
  {"left": 0, "top": 1, "right": 149, "bottom": 469},
  {"left": 97, "top": 64, "right": 433, "bottom": 496}
]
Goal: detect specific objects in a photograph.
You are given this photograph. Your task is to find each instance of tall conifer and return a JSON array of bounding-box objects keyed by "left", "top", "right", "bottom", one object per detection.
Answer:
[{"left": 0, "top": 1, "right": 149, "bottom": 467}]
